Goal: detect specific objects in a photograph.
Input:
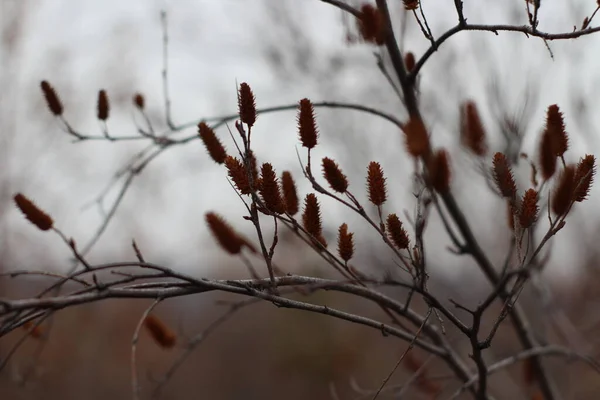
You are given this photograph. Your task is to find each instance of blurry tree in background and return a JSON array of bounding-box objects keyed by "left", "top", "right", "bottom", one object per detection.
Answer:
[{"left": 3, "top": 1, "right": 600, "bottom": 399}]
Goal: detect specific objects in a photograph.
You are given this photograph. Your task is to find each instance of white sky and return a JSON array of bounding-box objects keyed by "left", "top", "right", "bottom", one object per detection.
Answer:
[{"left": 2, "top": 0, "right": 600, "bottom": 286}]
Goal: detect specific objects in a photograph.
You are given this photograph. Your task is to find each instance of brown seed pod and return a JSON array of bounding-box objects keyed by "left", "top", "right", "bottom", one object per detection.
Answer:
[
  {"left": 367, "top": 161, "right": 387, "bottom": 206},
  {"left": 322, "top": 157, "right": 349, "bottom": 193},
  {"left": 539, "top": 132, "right": 556, "bottom": 181},
  {"left": 461, "top": 101, "right": 487, "bottom": 156},
  {"left": 144, "top": 315, "right": 176, "bottom": 349},
  {"left": 545, "top": 104, "right": 568, "bottom": 157},
  {"left": 14, "top": 193, "right": 54, "bottom": 231},
  {"left": 551, "top": 165, "right": 576, "bottom": 216},
  {"left": 297, "top": 98, "right": 318, "bottom": 149},
  {"left": 198, "top": 122, "right": 227, "bottom": 164},
  {"left": 225, "top": 156, "right": 251, "bottom": 195},
  {"left": 404, "top": 52, "right": 416, "bottom": 72},
  {"left": 402, "top": 116, "right": 430, "bottom": 158},
  {"left": 205, "top": 212, "right": 244, "bottom": 255},
  {"left": 492, "top": 152, "right": 517, "bottom": 198},
  {"left": 386, "top": 214, "right": 409, "bottom": 250},
  {"left": 337, "top": 223, "right": 354, "bottom": 262},
  {"left": 281, "top": 171, "right": 299, "bottom": 215},
  {"left": 259, "top": 163, "right": 285, "bottom": 214},
  {"left": 133, "top": 93, "right": 145, "bottom": 109},
  {"left": 237, "top": 82, "right": 257, "bottom": 127},
  {"left": 40, "top": 80, "right": 63, "bottom": 116},
  {"left": 97, "top": 89, "right": 109, "bottom": 121},
  {"left": 519, "top": 189, "right": 539, "bottom": 229},
  {"left": 428, "top": 149, "right": 451, "bottom": 193},
  {"left": 357, "top": 4, "right": 386, "bottom": 45},
  {"left": 403, "top": 0, "right": 420, "bottom": 10},
  {"left": 302, "top": 193, "right": 323, "bottom": 240},
  {"left": 573, "top": 154, "right": 596, "bottom": 202}
]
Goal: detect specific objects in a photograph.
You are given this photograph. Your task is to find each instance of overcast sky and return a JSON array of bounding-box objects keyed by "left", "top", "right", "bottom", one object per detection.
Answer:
[{"left": 2, "top": 0, "right": 600, "bottom": 286}]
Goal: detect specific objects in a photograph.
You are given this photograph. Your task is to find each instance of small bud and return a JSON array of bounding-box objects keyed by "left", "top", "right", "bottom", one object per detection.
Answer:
[
  {"left": 337, "top": 223, "right": 354, "bottom": 262},
  {"left": 573, "top": 154, "right": 595, "bottom": 202},
  {"left": 198, "top": 122, "right": 227, "bottom": 164},
  {"left": 225, "top": 156, "right": 251, "bottom": 195},
  {"left": 403, "top": 0, "right": 420, "bottom": 10},
  {"left": 402, "top": 116, "right": 430, "bottom": 158},
  {"left": 259, "top": 163, "right": 285, "bottom": 214},
  {"left": 428, "top": 149, "right": 451, "bottom": 193},
  {"left": 302, "top": 193, "right": 323, "bottom": 240},
  {"left": 133, "top": 93, "right": 145, "bottom": 109},
  {"left": 237, "top": 82, "right": 257, "bottom": 127},
  {"left": 386, "top": 214, "right": 409, "bottom": 250},
  {"left": 281, "top": 171, "right": 299, "bottom": 215},
  {"left": 322, "top": 157, "right": 348, "bottom": 193},
  {"left": 40, "top": 80, "right": 63, "bottom": 116},
  {"left": 367, "top": 162, "right": 387, "bottom": 206},
  {"left": 144, "top": 315, "right": 176, "bottom": 349},
  {"left": 357, "top": 4, "right": 386, "bottom": 45},
  {"left": 519, "top": 189, "right": 539, "bottom": 229},
  {"left": 492, "top": 152, "right": 517, "bottom": 198},
  {"left": 551, "top": 165, "right": 576, "bottom": 216},
  {"left": 461, "top": 101, "right": 487, "bottom": 156},
  {"left": 404, "top": 52, "right": 416, "bottom": 72},
  {"left": 298, "top": 98, "right": 318, "bottom": 149},
  {"left": 205, "top": 212, "right": 244, "bottom": 255},
  {"left": 97, "top": 89, "right": 109, "bottom": 121},
  {"left": 546, "top": 104, "right": 569, "bottom": 157},
  {"left": 14, "top": 193, "right": 54, "bottom": 231}
]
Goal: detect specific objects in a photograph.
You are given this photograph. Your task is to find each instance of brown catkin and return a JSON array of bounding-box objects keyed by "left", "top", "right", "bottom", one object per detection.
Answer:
[
  {"left": 297, "top": 98, "right": 318, "bottom": 149},
  {"left": 97, "top": 89, "right": 109, "bottom": 121},
  {"left": 322, "top": 157, "right": 348, "bottom": 193},
  {"left": 573, "top": 154, "right": 596, "bottom": 202},
  {"left": 237, "top": 82, "right": 257, "bottom": 127},
  {"left": 404, "top": 52, "right": 416, "bottom": 72},
  {"left": 428, "top": 149, "right": 451, "bottom": 193},
  {"left": 144, "top": 315, "right": 176, "bottom": 349},
  {"left": 386, "top": 214, "right": 409, "bottom": 250},
  {"left": 225, "top": 156, "right": 251, "bottom": 195},
  {"left": 337, "top": 223, "right": 354, "bottom": 262},
  {"left": 133, "top": 93, "right": 145, "bottom": 109},
  {"left": 492, "top": 152, "right": 517, "bottom": 198},
  {"left": 205, "top": 212, "right": 244, "bottom": 255},
  {"left": 545, "top": 104, "right": 569, "bottom": 157},
  {"left": 357, "top": 4, "right": 386, "bottom": 45},
  {"left": 14, "top": 193, "right": 54, "bottom": 231},
  {"left": 367, "top": 162, "right": 387, "bottom": 206},
  {"left": 259, "top": 163, "right": 285, "bottom": 214},
  {"left": 402, "top": 116, "right": 430, "bottom": 158},
  {"left": 539, "top": 130, "right": 557, "bottom": 181},
  {"left": 551, "top": 165, "right": 576, "bottom": 216},
  {"left": 40, "top": 80, "right": 63, "bottom": 116},
  {"left": 519, "top": 189, "right": 539, "bottom": 229},
  {"left": 403, "top": 0, "right": 420, "bottom": 10},
  {"left": 302, "top": 193, "right": 323, "bottom": 240},
  {"left": 281, "top": 171, "right": 299, "bottom": 215},
  {"left": 461, "top": 101, "right": 487, "bottom": 156},
  {"left": 198, "top": 122, "right": 227, "bottom": 164}
]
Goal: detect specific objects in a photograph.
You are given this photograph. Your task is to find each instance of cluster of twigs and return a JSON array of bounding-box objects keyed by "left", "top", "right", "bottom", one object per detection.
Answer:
[{"left": 3, "top": 1, "right": 600, "bottom": 399}]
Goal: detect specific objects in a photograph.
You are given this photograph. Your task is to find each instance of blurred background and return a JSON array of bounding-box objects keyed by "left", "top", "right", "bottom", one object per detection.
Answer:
[{"left": 3, "top": 0, "right": 600, "bottom": 398}]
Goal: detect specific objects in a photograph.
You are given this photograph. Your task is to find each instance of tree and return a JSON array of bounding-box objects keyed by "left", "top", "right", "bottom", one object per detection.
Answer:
[{"left": 3, "top": 1, "right": 600, "bottom": 399}]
